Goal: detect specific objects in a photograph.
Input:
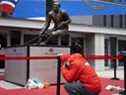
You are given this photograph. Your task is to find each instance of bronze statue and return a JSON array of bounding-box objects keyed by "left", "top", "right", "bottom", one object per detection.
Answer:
[
  {"left": 25, "top": 3, "right": 71, "bottom": 45},
  {"left": 37, "top": 3, "right": 71, "bottom": 44}
]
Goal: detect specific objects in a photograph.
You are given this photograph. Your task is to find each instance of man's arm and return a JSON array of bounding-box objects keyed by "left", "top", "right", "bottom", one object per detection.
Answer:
[
  {"left": 54, "top": 12, "right": 71, "bottom": 31},
  {"left": 59, "top": 19, "right": 71, "bottom": 27},
  {"left": 61, "top": 62, "right": 80, "bottom": 82},
  {"left": 62, "top": 11, "right": 71, "bottom": 24},
  {"left": 40, "top": 14, "right": 52, "bottom": 35}
]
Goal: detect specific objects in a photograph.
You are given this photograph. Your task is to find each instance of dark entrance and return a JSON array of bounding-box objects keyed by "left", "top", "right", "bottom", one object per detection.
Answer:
[
  {"left": 118, "top": 40, "right": 126, "bottom": 66},
  {"left": 0, "top": 34, "right": 7, "bottom": 69}
]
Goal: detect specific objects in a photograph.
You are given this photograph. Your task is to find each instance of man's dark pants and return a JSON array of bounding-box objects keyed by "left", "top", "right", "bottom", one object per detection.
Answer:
[{"left": 64, "top": 81, "right": 98, "bottom": 95}]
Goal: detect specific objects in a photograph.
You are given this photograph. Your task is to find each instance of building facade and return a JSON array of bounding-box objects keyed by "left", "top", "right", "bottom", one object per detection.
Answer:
[
  {"left": 0, "top": 0, "right": 126, "bottom": 72},
  {"left": 0, "top": 16, "right": 126, "bottom": 72}
]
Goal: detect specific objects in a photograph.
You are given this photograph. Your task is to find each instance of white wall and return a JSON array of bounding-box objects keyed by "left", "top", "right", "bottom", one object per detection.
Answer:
[
  {"left": 94, "top": 34, "right": 105, "bottom": 71},
  {"left": 71, "top": 16, "right": 93, "bottom": 25}
]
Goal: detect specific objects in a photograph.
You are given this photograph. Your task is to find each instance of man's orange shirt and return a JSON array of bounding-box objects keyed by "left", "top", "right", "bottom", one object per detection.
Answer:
[{"left": 61, "top": 53, "right": 101, "bottom": 94}]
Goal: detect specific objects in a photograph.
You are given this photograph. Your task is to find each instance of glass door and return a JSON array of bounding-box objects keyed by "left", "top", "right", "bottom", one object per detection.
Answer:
[
  {"left": 118, "top": 40, "right": 126, "bottom": 66},
  {"left": 0, "top": 34, "right": 6, "bottom": 72}
]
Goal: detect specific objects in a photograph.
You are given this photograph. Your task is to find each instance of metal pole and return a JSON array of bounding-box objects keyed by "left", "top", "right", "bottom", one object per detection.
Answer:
[
  {"left": 110, "top": 37, "right": 119, "bottom": 80},
  {"left": 119, "top": 51, "right": 126, "bottom": 95},
  {"left": 124, "top": 59, "right": 126, "bottom": 93},
  {"left": 111, "top": 56, "right": 119, "bottom": 80},
  {"left": 57, "top": 56, "right": 61, "bottom": 95}
]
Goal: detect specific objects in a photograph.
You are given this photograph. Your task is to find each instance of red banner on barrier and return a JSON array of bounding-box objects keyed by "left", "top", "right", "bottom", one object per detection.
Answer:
[
  {"left": 0, "top": 55, "right": 57, "bottom": 60},
  {"left": 0, "top": 54, "right": 125, "bottom": 61}
]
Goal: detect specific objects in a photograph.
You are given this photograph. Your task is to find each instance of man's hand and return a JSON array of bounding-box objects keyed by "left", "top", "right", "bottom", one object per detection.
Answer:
[
  {"left": 57, "top": 22, "right": 65, "bottom": 28},
  {"left": 57, "top": 53, "right": 63, "bottom": 56},
  {"left": 56, "top": 21, "right": 66, "bottom": 30},
  {"left": 63, "top": 62, "right": 70, "bottom": 69},
  {"left": 51, "top": 28, "right": 57, "bottom": 32}
]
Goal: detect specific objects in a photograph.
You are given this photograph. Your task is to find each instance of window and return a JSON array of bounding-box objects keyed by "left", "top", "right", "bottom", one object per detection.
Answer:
[
  {"left": 46, "top": 35, "right": 58, "bottom": 46},
  {"left": 0, "top": 34, "right": 7, "bottom": 47},
  {"left": 119, "top": 15, "right": 123, "bottom": 28},
  {"left": 104, "top": 39, "right": 109, "bottom": 67},
  {"left": 111, "top": 15, "right": 114, "bottom": 27},
  {"left": 24, "top": 34, "right": 38, "bottom": 45},
  {"left": 124, "top": 15, "right": 126, "bottom": 28},
  {"left": 103, "top": 15, "right": 107, "bottom": 27},
  {"left": 10, "top": 31, "right": 21, "bottom": 46},
  {"left": 61, "top": 34, "right": 69, "bottom": 46},
  {"left": 118, "top": 40, "right": 126, "bottom": 66}
]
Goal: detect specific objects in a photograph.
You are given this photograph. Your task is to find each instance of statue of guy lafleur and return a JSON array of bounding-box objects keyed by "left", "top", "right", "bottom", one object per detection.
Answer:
[{"left": 37, "top": 2, "right": 71, "bottom": 44}]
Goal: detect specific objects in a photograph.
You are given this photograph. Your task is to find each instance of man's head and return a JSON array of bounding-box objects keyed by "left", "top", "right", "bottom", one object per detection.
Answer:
[
  {"left": 71, "top": 42, "right": 83, "bottom": 54},
  {"left": 52, "top": 4, "right": 60, "bottom": 13}
]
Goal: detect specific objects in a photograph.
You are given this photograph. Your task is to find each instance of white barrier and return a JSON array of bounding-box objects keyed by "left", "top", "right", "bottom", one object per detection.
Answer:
[{"left": 4, "top": 46, "right": 70, "bottom": 86}]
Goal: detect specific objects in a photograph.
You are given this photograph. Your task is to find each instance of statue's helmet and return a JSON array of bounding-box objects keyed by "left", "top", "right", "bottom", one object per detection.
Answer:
[
  {"left": 52, "top": 0, "right": 60, "bottom": 12},
  {"left": 53, "top": 0, "right": 60, "bottom": 8}
]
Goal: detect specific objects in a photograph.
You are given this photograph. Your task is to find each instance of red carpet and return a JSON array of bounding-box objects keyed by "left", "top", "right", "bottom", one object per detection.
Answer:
[
  {"left": 0, "top": 76, "right": 124, "bottom": 95},
  {"left": 100, "top": 78, "right": 124, "bottom": 95}
]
